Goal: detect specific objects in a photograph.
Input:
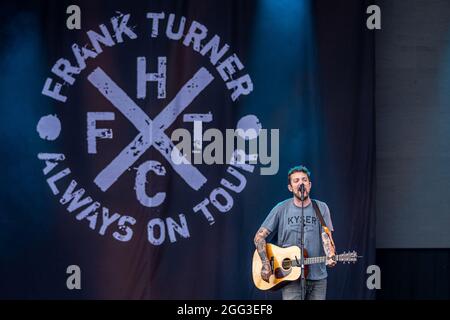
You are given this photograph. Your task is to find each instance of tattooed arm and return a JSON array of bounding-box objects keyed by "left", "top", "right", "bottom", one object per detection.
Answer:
[{"left": 254, "top": 227, "right": 272, "bottom": 282}]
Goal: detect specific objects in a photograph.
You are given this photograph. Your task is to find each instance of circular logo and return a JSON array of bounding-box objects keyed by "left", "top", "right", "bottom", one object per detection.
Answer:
[{"left": 37, "top": 12, "right": 264, "bottom": 246}]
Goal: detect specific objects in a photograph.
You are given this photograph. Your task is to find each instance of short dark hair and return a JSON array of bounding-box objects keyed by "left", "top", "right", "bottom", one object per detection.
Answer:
[{"left": 287, "top": 165, "right": 311, "bottom": 184}]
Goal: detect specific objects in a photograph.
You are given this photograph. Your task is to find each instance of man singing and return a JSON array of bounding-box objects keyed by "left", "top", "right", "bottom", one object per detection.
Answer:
[{"left": 254, "top": 165, "right": 336, "bottom": 300}]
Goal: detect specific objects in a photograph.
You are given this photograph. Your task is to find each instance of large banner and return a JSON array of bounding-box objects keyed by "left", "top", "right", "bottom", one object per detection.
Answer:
[{"left": 0, "top": 0, "right": 375, "bottom": 299}]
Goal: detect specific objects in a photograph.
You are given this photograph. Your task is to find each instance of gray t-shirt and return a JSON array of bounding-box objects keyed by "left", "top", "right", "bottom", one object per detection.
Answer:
[{"left": 261, "top": 198, "right": 334, "bottom": 280}]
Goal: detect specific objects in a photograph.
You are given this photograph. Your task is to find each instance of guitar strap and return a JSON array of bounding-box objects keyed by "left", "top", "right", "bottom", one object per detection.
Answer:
[
  {"left": 311, "top": 200, "right": 336, "bottom": 252},
  {"left": 311, "top": 200, "right": 327, "bottom": 228}
]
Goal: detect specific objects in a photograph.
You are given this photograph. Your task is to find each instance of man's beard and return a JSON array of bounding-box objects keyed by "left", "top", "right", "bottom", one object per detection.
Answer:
[{"left": 294, "top": 191, "right": 309, "bottom": 201}]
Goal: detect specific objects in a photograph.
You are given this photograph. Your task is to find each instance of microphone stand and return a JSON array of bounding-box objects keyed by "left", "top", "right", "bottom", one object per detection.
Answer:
[{"left": 299, "top": 187, "right": 306, "bottom": 300}]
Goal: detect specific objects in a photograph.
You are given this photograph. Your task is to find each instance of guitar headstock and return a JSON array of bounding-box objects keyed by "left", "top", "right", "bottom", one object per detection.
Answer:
[{"left": 338, "top": 251, "right": 360, "bottom": 264}]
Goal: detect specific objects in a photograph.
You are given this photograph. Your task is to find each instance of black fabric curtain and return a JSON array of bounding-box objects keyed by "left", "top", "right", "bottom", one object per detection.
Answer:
[{"left": 0, "top": 0, "right": 375, "bottom": 299}]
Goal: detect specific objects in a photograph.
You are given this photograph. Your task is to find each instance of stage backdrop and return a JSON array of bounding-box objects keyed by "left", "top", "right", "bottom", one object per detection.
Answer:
[{"left": 0, "top": 0, "right": 375, "bottom": 299}]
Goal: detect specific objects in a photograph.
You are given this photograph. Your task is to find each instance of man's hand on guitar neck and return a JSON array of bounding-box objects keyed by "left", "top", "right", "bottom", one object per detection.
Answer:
[
  {"left": 326, "top": 256, "right": 337, "bottom": 267},
  {"left": 254, "top": 227, "right": 272, "bottom": 283}
]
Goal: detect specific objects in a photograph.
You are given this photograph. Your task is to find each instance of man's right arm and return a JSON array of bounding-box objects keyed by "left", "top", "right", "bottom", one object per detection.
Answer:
[{"left": 254, "top": 227, "right": 272, "bottom": 282}]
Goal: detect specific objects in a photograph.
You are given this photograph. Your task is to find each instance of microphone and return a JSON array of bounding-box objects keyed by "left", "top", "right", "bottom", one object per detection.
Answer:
[
  {"left": 299, "top": 183, "right": 305, "bottom": 193},
  {"left": 299, "top": 184, "right": 306, "bottom": 201}
]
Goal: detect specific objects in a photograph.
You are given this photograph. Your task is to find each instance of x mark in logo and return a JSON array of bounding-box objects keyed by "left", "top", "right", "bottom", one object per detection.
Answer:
[{"left": 87, "top": 67, "right": 214, "bottom": 192}]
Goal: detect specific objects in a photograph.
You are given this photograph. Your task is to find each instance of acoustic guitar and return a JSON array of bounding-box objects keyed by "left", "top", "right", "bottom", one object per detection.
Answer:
[{"left": 252, "top": 243, "right": 359, "bottom": 290}]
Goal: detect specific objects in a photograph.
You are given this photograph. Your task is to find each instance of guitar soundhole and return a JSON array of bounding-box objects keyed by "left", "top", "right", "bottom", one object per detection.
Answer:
[{"left": 281, "top": 258, "right": 292, "bottom": 270}]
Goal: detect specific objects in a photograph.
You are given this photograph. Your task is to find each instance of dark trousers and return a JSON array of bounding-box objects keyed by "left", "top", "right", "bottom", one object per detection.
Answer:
[{"left": 281, "top": 278, "right": 327, "bottom": 300}]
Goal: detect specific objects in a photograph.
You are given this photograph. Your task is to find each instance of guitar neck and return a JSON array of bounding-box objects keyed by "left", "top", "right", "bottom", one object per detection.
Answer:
[
  {"left": 305, "top": 256, "right": 328, "bottom": 265},
  {"left": 295, "top": 254, "right": 345, "bottom": 266}
]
